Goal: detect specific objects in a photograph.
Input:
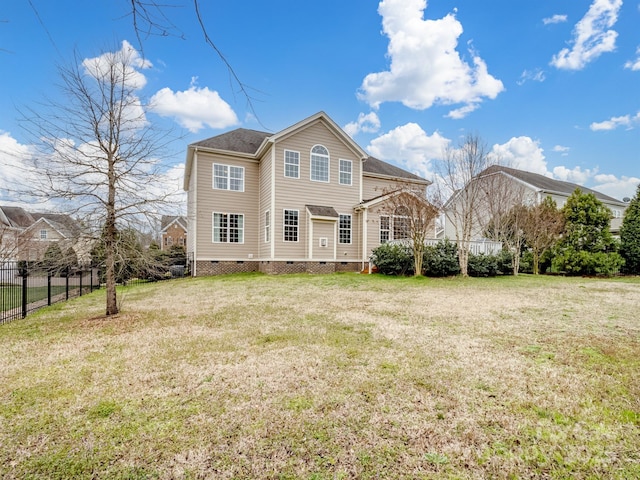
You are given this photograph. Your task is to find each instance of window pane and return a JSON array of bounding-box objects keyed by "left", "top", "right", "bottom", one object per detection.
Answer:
[
  {"left": 339, "top": 159, "right": 352, "bottom": 185},
  {"left": 213, "top": 164, "right": 228, "bottom": 190},
  {"left": 284, "top": 210, "right": 298, "bottom": 242},
  {"left": 284, "top": 151, "right": 299, "bottom": 178},
  {"left": 310, "top": 145, "right": 329, "bottom": 182},
  {"left": 339, "top": 214, "right": 351, "bottom": 244},
  {"left": 380, "top": 216, "right": 390, "bottom": 244},
  {"left": 229, "top": 167, "right": 244, "bottom": 191}
]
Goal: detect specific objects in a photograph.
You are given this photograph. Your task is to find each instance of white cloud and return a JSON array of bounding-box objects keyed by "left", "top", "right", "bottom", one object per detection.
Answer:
[
  {"left": 592, "top": 174, "right": 640, "bottom": 200},
  {"left": 344, "top": 112, "right": 381, "bottom": 137},
  {"left": 517, "top": 69, "right": 546, "bottom": 86},
  {"left": 543, "top": 14, "right": 568, "bottom": 25},
  {"left": 553, "top": 145, "right": 570, "bottom": 154},
  {"left": 590, "top": 112, "right": 640, "bottom": 131},
  {"left": 367, "top": 123, "right": 450, "bottom": 179},
  {"left": 82, "top": 40, "right": 151, "bottom": 90},
  {"left": 490, "top": 137, "right": 549, "bottom": 175},
  {"left": 553, "top": 165, "right": 594, "bottom": 184},
  {"left": 0, "top": 132, "right": 35, "bottom": 199},
  {"left": 624, "top": 46, "right": 640, "bottom": 70},
  {"left": 550, "top": 0, "right": 622, "bottom": 70},
  {"left": 358, "top": 0, "right": 504, "bottom": 118},
  {"left": 150, "top": 82, "right": 238, "bottom": 133}
]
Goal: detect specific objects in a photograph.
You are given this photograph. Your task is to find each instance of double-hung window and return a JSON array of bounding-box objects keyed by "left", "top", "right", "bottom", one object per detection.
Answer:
[
  {"left": 265, "top": 210, "right": 271, "bottom": 243},
  {"left": 284, "top": 150, "right": 300, "bottom": 178},
  {"left": 283, "top": 209, "right": 299, "bottom": 242},
  {"left": 213, "top": 163, "right": 244, "bottom": 191},
  {"left": 339, "top": 159, "right": 352, "bottom": 186},
  {"left": 380, "top": 216, "right": 390, "bottom": 244},
  {"left": 40, "top": 229, "right": 48, "bottom": 240},
  {"left": 213, "top": 212, "right": 244, "bottom": 243},
  {"left": 310, "top": 145, "right": 329, "bottom": 182},
  {"left": 339, "top": 214, "right": 352, "bottom": 244}
]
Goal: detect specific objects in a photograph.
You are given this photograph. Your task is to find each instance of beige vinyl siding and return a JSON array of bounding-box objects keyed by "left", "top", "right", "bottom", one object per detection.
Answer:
[
  {"left": 195, "top": 152, "right": 260, "bottom": 260},
  {"left": 362, "top": 175, "right": 398, "bottom": 202},
  {"left": 309, "top": 220, "right": 335, "bottom": 260},
  {"left": 258, "top": 146, "right": 274, "bottom": 259},
  {"left": 186, "top": 163, "right": 197, "bottom": 256},
  {"left": 272, "top": 122, "right": 362, "bottom": 261}
]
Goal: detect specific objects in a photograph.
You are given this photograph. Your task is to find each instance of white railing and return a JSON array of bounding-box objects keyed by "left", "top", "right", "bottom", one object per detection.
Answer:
[{"left": 389, "top": 238, "right": 503, "bottom": 255}]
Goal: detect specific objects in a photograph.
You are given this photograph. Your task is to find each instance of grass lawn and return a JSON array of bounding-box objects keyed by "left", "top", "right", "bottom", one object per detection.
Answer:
[
  {"left": 0, "top": 273, "right": 639, "bottom": 479},
  {"left": 1, "top": 285, "right": 69, "bottom": 313}
]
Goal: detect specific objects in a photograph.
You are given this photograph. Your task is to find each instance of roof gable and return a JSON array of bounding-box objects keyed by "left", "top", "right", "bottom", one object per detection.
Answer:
[
  {"left": 363, "top": 156, "right": 429, "bottom": 184},
  {"left": 480, "top": 165, "right": 626, "bottom": 205},
  {"left": 161, "top": 215, "right": 187, "bottom": 231}
]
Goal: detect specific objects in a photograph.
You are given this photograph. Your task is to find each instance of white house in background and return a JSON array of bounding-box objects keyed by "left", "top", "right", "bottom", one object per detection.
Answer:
[
  {"left": 183, "top": 111, "right": 434, "bottom": 276},
  {"left": 441, "top": 165, "right": 629, "bottom": 241}
]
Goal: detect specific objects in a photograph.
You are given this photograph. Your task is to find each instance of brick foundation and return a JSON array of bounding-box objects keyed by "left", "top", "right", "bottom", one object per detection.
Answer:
[{"left": 192, "top": 260, "right": 361, "bottom": 276}]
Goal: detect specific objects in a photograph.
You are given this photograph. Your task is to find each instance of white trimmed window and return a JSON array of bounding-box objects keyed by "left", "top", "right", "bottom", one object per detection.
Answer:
[
  {"left": 213, "top": 163, "right": 244, "bottom": 191},
  {"left": 339, "top": 214, "right": 352, "bottom": 244},
  {"left": 339, "top": 159, "right": 352, "bottom": 186},
  {"left": 283, "top": 209, "right": 299, "bottom": 242},
  {"left": 393, "top": 207, "right": 410, "bottom": 240},
  {"left": 212, "top": 212, "right": 244, "bottom": 243},
  {"left": 380, "top": 216, "right": 390, "bottom": 244},
  {"left": 612, "top": 208, "right": 622, "bottom": 219},
  {"left": 40, "top": 229, "right": 48, "bottom": 239},
  {"left": 265, "top": 210, "right": 271, "bottom": 243},
  {"left": 310, "top": 145, "right": 329, "bottom": 182},
  {"left": 284, "top": 150, "right": 300, "bottom": 178}
]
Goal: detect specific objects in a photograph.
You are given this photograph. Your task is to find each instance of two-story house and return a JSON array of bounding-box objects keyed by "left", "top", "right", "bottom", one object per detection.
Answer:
[
  {"left": 184, "top": 112, "right": 432, "bottom": 276},
  {"left": 441, "top": 165, "right": 629, "bottom": 241}
]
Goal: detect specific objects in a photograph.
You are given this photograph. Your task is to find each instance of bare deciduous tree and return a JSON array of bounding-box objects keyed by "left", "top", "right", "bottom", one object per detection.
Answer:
[
  {"left": 380, "top": 186, "right": 440, "bottom": 276},
  {"left": 481, "top": 172, "right": 529, "bottom": 275},
  {"left": 20, "top": 45, "right": 178, "bottom": 316},
  {"left": 522, "top": 196, "right": 565, "bottom": 275},
  {"left": 437, "top": 134, "right": 495, "bottom": 277}
]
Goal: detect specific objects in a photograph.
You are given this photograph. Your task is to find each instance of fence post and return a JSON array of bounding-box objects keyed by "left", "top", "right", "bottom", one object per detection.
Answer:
[
  {"left": 22, "top": 271, "right": 28, "bottom": 319},
  {"left": 79, "top": 270, "right": 83, "bottom": 296},
  {"left": 65, "top": 268, "right": 69, "bottom": 300},
  {"left": 48, "top": 273, "right": 52, "bottom": 306}
]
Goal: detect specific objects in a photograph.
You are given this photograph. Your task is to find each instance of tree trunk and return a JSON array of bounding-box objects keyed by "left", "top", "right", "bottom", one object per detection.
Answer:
[
  {"left": 532, "top": 249, "right": 540, "bottom": 275},
  {"left": 105, "top": 152, "right": 118, "bottom": 316}
]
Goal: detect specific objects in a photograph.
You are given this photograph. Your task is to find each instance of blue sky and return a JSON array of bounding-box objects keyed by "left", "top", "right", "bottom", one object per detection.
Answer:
[{"left": 1, "top": 0, "right": 639, "bottom": 206}]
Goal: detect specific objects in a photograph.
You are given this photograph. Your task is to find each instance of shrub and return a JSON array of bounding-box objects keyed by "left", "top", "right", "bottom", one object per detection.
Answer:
[
  {"left": 423, "top": 240, "right": 460, "bottom": 277},
  {"left": 467, "top": 253, "right": 498, "bottom": 277},
  {"left": 371, "top": 243, "right": 414, "bottom": 276},
  {"left": 497, "top": 249, "right": 514, "bottom": 275}
]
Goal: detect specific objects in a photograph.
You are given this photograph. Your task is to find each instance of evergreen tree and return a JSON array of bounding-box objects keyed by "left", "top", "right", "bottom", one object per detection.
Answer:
[
  {"left": 552, "top": 189, "right": 623, "bottom": 275},
  {"left": 620, "top": 185, "right": 640, "bottom": 274}
]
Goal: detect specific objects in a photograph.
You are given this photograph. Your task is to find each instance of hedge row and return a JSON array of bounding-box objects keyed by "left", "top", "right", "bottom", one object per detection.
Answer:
[{"left": 371, "top": 240, "right": 514, "bottom": 277}]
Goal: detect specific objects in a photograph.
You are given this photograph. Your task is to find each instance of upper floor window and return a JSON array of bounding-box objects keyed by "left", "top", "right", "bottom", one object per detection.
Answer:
[
  {"left": 612, "top": 208, "right": 622, "bottom": 219},
  {"left": 213, "top": 163, "right": 244, "bottom": 192},
  {"left": 310, "top": 145, "right": 329, "bottom": 182},
  {"left": 339, "top": 214, "right": 352, "bottom": 244},
  {"left": 339, "top": 159, "right": 352, "bottom": 186},
  {"left": 40, "top": 229, "right": 48, "bottom": 239},
  {"left": 284, "top": 150, "right": 300, "bottom": 178}
]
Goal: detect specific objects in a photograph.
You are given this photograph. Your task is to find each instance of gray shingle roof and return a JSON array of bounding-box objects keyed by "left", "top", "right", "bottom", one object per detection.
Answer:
[
  {"left": 306, "top": 205, "right": 339, "bottom": 218},
  {"left": 0, "top": 206, "right": 34, "bottom": 228},
  {"left": 363, "top": 156, "right": 428, "bottom": 183},
  {"left": 161, "top": 215, "right": 187, "bottom": 231},
  {"left": 191, "top": 128, "right": 270, "bottom": 154},
  {"left": 481, "top": 165, "right": 626, "bottom": 205},
  {"left": 31, "top": 213, "right": 82, "bottom": 238}
]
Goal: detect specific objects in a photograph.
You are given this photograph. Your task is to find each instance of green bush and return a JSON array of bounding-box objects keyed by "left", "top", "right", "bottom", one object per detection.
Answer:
[
  {"left": 519, "top": 250, "right": 533, "bottom": 274},
  {"left": 552, "top": 247, "right": 624, "bottom": 276},
  {"left": 423, "top": 240, "right": 460, "bottom": 277},
  {"left": 497, "top": 249, "right": 514, "bottom": 275},
  {"left": 468, "top": 253, "right": 498, "bottom": 277},
  {"left": 371, "top": 243, "right": 414, "bottom": 276}
]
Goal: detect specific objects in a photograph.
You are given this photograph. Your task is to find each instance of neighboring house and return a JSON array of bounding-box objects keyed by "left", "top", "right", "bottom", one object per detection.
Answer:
[
  {"left": 0, "top": 206, "right": 90, "bottom": 265},
  {"left": 160, "top": 215, "right": 187, "bottom": 250},
  {"left": 441, "top": 165, "right": 629, "bottom": 241},
  {"left": 184, "top": 111, "right": 432, "bottom": 276}
]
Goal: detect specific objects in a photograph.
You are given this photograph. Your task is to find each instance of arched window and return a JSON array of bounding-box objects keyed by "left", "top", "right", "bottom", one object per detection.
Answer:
[{"left": 310, "top": 145, "right": 329, "bottom": 182}]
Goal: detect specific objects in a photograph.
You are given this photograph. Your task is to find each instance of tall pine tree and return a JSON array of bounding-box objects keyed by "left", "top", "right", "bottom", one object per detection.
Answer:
[{"left": 620, "top": 185, "right": 640, "bottom": 274}]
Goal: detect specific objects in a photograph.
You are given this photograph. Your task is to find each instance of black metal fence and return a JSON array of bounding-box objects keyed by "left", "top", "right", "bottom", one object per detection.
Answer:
[{"left": 1, "top": 263, "right": 99, "bottom": 325}]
